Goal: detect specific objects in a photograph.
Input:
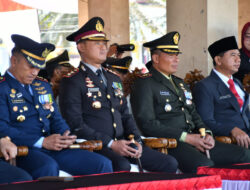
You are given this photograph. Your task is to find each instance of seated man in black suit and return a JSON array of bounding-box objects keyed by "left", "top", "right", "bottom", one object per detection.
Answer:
[
  {"left": 130, "top": 32, "right": 250, "bottom": 173},
  {"left": 193, "top": 36, "right": 250, "bottom": 149}
]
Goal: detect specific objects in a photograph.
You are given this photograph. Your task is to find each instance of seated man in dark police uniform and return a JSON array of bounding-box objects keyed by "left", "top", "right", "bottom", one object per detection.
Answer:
[
  {"left": 59, "top": 17, "right": 178, "bottom": 172},
  {"left": 0, "top": 134, "right": 32, "bottom": 184},
  {"left": 38, "top": 49, "right": 74, "bottom": 99},
  {"left": 130, "top": 31, "right": 250, "bottom": 173},
  {"left": 0, "top": 34, "right": 112, "bottom": 179},
  {"left": 193, "top": 36, "right": 250, "bottom": 148}
]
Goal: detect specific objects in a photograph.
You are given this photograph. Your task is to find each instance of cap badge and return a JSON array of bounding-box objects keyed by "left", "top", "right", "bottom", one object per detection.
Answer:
[
  {"left": 96, "top": 20, "right": 104, "bottom": 32},
  {"left": 173, "top": 33, "right": 179, "bottom": 45},
  {"left": 42, "top": 48, "right": 51, "bottom": 58}
]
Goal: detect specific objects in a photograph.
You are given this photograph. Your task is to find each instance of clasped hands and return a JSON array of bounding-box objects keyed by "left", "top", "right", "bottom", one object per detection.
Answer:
[
  {"left": 42, "top": 130, "right": 77, "bottom": 151},
  {"left": 185, "top": 133, "right": 215, "bottom": 152},
  {"left": 110, "top": 139, "right": 142, "bottom": 159}
]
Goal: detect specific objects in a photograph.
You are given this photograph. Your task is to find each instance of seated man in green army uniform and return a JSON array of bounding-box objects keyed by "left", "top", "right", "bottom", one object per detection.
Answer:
[{"left": 130, "top": 31, "right": 250, "bottom": 173}]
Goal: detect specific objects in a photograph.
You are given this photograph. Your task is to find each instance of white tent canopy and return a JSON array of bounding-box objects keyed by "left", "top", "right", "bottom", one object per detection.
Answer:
[{"left": 12, "top": 0, "right": 78, "bottom": 14}]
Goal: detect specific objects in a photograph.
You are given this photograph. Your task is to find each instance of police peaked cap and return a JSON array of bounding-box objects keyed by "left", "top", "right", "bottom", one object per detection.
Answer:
[
  {"left": 66, "top": 17, "right": 108, "bottom": 42},
  {"left": 143, "top": 31, "right": 181, "bottom": 54},
  {"left": 208, "top": 36, "right": 238, "bottom": 59},
  {"left": 11, "top": 34, "right": 55, "bottom": 69}
]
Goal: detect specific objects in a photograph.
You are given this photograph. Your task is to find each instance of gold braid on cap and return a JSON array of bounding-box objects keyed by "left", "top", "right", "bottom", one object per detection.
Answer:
[{"left": 21, "top": 49, "right": 46, "bottom": 61}]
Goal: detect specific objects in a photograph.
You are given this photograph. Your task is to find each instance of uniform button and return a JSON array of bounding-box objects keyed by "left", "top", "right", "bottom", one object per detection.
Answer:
[
  {"left": 113, "top": 123, "right": 117, "bottom": 128},
  {"left": 107, "top": 94, "right": 111, "bottom": 99},
  {"left": 179, "top": 97, "right": 182, "bottom": 101},
  {"left": 39, "top": 118, "right": 43, "bottom": 121},
  {"left": 42, "top": 129, "right": 45, "bottom": 133},
  {"left": 111, "top": 108, "right": 115, "bottom": 113},
  {"left": 182, "top": 107, "right": 184, "bottom": 111},
  {"left": 35, "top": 105, "right": 39, "bottom": 109},
  {"left": 166, "top": 99, "right": 169, "bottom": 102},
  {"left": 100, "top": 80, "right": 103, "bottom": 83},
  {"left": 186, "top": 120, "right": 189, "bottom": 123}
]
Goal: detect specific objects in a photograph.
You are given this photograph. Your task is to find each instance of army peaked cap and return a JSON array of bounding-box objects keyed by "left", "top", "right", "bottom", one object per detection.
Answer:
[
  {"left": 143, "top": 31, "right": 181, "bottom": 54},
  {"left": 103, "top": 56, "right": 132, "bottom": 74}
]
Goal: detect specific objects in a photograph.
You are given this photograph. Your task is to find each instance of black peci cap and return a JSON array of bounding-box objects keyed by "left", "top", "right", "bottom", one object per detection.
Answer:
[{"left": 208, "top": 36, "right": 238, "bottom": 59}]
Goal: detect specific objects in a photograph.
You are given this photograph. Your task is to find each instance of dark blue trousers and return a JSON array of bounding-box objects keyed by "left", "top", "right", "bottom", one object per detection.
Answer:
[
  {"left": 0, "top": 160, "right": 32, "bottom": 184},
  {"left": 17, "top": 148, "right": 113, "bottom": 179}
]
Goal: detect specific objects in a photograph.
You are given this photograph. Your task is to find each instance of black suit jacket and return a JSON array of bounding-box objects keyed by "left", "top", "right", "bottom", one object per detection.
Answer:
[
  {"left": 59, "top": 63, "right": 141, "bottom": 146},
  {"left": 193, "top": 70, "right": 250, "bottom": 136}
]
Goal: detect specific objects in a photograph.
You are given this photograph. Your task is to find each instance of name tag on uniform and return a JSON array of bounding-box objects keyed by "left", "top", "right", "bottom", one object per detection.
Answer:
[
  {"left": 88, "top": 87, "right": 99, "bottom": 92},
  {"left": 219, "top": 94, "right": 231, "bottom": 100},
  {"left": 160, "top": 91, "right": 170, "bottom": 96}
]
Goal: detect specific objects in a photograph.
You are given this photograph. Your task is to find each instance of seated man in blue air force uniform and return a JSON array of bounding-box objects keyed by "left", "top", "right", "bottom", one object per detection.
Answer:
[
  {"left": 193, "top": 36, "right": 250, "bottom": 149},
  {"left": 0, "top": 34, "right": 112, "bottom": 179},
  {"left": 130, "top": 32, "right": 250, "bottom": 173},
  {"left": 59, "top": 17, "right": 178, "bottom": 172}
]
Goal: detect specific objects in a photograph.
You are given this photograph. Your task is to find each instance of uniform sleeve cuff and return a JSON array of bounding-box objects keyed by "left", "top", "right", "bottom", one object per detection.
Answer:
[
  {"left": 205, "top": 130, "right": 213, "bottom": 137},
  {"left": 179, "top": 132, "right": 187, "bottom": 142},
  {"left": 107, "top": 139, "right": 114, "bottom": 148}
]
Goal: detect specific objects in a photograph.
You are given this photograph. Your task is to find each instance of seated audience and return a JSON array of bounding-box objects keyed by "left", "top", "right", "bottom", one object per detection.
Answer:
[
  {"left": 59, "top": 16, "right": 178, "bottom": 173},
  {"left": 0, "top": 34, "right": 113, "bottom": 179},
  {"left": 130, "top": 31, "right": 250, "bottom": 173}
]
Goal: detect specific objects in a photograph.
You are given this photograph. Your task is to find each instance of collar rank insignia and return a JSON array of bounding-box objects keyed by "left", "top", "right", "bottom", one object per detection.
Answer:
[
  {"left": 36, "top": 76, "right": 48, "bottom": 82},
  {"left": 0, "top": 76, "right": 5, "bottom": 82}
]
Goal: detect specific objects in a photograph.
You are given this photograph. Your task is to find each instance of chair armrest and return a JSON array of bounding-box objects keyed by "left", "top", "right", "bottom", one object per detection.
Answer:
[
  {"left": 142, "top": 138, "right": 177, "bottom": 154},
  {"left": 69, "top": 140, "right": 102, "bottom": 151},
  {"left": 0, "top": 146, "right": 28, "bottom": 158},
  {"left": 215, "top": 136, "right": 237, "bottom": 144},
  {"left": 143, "top": 138, "right": 177, "bottom": 149}
]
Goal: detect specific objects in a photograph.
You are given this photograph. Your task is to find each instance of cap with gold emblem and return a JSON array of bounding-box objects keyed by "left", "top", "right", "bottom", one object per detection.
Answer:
[
  {"left": 103, "top": 56, "right": 132, "bottom": 74},
  {"left": 42, "top": 50, "right": 73, "bottom": 80},
  {"left": 11, "top": 34, "right": 55, "bottom": 69},
  {"left": 66, "top": 17, "right": 108, "bottom": 43},
  {"left": 143, "top": 31, "right": 181, "bottom": 54}
]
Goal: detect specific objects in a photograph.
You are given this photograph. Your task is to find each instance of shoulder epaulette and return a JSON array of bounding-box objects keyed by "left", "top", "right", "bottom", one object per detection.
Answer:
[
  {"left": 137, "top": 72, "right": 152, "bottom": 78},
  {"left": 63, "top": 68, "right": 79, "bottom": 78},
  {"left": 0, "top": 76, "right": 5, "bottom": 83},
  {"left": 36, "top": 76, "right": 48, "bottom": 82},
  {"left": 104, "top": 68, "right": 120, "bottom": 77}
]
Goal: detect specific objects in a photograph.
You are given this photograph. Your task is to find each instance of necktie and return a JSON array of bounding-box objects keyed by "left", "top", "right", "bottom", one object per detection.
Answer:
[
  {"left": 96, "top": 69, "right": 106, "bottom": 87},
  {"left": 227, "top": 79, "right": 243, "bottom": 108},
  {"left": 24, "top": 85, "right": 31, "bottom": 95}
]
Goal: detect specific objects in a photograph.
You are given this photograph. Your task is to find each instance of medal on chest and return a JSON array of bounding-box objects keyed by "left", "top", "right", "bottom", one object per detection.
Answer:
[
  {"left": 38, "top": 93, "right": 54, "bottom": 112},
  {"left": 85, "top": 77, "right": 102, "bottom": 109}
]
